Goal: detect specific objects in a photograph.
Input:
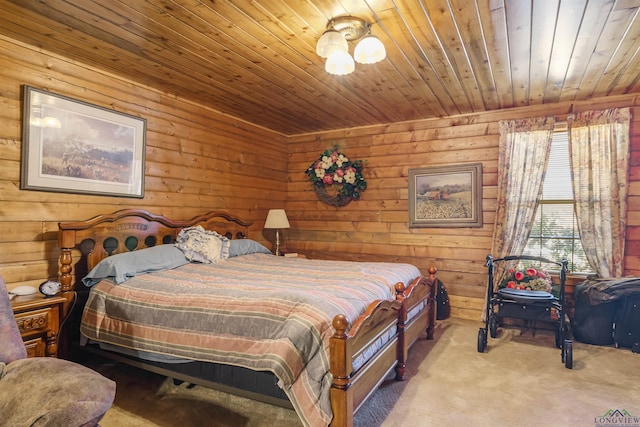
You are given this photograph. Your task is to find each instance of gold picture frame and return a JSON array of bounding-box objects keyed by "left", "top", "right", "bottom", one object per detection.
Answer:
[{"left": 409, "top": 163, "right": 483, "bottom": 228}]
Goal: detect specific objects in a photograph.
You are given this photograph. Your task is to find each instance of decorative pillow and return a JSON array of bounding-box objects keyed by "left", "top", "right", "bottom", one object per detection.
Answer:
[
  {"left": 228, "top": 239, "right": 272, "bottom": 257},
  {"left": 82, "top": 244, "right": 189, "bottom": 287},
  {"left": 175, "top": 225, "right": 230, "bottom": 263}
]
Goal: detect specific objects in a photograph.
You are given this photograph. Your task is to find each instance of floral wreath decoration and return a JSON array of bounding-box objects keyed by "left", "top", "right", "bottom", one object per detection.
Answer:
[
  {"left": 305, "top": 147, "right": 367, "bottom": 207},
  {"left": 499, "top": 266, "right": 553, "bottom": 293}
]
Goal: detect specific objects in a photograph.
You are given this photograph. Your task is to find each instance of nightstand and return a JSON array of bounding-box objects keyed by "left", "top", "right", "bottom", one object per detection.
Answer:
[{"left": 11, "top": 293, "right": 66, "bottom": 357}]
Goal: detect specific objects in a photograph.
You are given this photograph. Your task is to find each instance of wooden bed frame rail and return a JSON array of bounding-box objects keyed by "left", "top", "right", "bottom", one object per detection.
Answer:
[
  {"left": 330, "top": 299, "right": 402, "bottom": 425},
  {"left": 57, "top": 209, "right": 437, "bottom": 427}
]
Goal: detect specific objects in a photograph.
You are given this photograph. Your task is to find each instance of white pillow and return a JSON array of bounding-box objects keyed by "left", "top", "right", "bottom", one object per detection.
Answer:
[{"left": 175, "top": 225, "right": 230, "bottom": 263}]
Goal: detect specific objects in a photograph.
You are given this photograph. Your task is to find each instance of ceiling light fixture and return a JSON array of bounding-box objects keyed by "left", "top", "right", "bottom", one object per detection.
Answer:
[{"left": 316, "top": 16, "right": 386, "bottom": 75}]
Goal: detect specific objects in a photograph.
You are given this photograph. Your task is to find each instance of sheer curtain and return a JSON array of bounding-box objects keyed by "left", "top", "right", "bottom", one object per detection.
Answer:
[
  {"left": 491, "top": 117, "right": 555, "bottom": 288},
  {"left": 569, "top": 108, "right": 630, "bottom": 278}
]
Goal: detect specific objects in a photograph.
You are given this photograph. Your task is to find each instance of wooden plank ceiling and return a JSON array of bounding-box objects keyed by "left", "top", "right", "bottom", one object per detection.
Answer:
[{"left": 1, "top": 0, "right": 639, "bottom": 135}]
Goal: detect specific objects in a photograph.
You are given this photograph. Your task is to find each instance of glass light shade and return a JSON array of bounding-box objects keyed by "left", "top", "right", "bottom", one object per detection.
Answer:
[
  {"left": 353, "top": 34, "right": 386, "bottom": 64},
  {"left": 316, "top": 29, "right": 348, "bottom": 58},
  {"left": 325, "top": 51, "right": 355, "bottom": 75}
]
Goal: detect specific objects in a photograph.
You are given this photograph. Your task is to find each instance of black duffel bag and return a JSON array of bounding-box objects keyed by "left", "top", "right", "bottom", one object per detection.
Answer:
[
  {"left": 573, "top": 287, "right": 617, "bottom": 345},
  {"left": 573, "top": 277, "right": 640, "bottom": 346}
]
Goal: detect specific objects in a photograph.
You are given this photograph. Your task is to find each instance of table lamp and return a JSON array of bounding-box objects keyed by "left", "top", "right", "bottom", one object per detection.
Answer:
[{"left": 264, "top": 209, "right": 290, "bottom": 256}]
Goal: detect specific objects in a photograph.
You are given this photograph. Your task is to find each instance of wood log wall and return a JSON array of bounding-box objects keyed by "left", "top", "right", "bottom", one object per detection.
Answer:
[
  {"left": 1, "top": 34, "right": 639, "bottom": 319},
  {"left": 286, "top": 98, "right": 640, "bottom": 319},
  {"left": 0, "top": 36, "right": 287, "bottom": 292}
]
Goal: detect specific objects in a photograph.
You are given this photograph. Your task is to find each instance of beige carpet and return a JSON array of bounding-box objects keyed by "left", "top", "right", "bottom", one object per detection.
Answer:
[{"left": 91, "top": 318, "right": 640, "bottom": 427}]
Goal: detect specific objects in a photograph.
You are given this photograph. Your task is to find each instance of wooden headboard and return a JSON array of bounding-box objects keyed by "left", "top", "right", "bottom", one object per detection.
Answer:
[{"left": 58, "top": 209, "right": 253, "bottom": 294}]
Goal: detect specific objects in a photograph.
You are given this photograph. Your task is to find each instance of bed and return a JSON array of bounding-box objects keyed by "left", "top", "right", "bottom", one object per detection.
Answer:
[{"left": 57, "top": 209, "right": 436, "bottom": 427}]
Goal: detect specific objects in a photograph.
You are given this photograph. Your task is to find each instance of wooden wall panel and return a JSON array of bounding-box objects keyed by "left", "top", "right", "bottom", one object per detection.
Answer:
[
  {"left": 287, "top": 96, "right": 640, "bottom": 320},
  {"left": 0, "top": 36, "right": 287, "bottom": 290},
  {"left": 2, "top": 33, "right": 640, "bottom": 322}
]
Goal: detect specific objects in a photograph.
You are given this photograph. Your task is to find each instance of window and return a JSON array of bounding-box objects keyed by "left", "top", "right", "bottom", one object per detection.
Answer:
[{"left": 522, "top": 131, "right": 591, "bottom": 273}]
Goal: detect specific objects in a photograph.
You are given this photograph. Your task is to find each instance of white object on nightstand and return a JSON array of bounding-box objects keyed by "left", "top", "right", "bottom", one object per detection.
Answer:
[{"left": 10, "top": 285, "right": 37, "bottom": 296}]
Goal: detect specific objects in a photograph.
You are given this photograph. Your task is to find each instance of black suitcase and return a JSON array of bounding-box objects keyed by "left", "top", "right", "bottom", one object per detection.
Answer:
[
  {"left": 573, "top": 286, "right": 617, "bottom": 346},
  {"left": 614, "top": 294, "right": 640, "bottom": 348}
]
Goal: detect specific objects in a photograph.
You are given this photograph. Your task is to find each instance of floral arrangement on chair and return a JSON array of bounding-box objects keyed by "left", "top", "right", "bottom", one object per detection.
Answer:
[
  {"left": 499, "top": 266, "right": 553, "bottom": 293},
  {"left": 305, "top": 147, "right": 366, "bottom": 207}
]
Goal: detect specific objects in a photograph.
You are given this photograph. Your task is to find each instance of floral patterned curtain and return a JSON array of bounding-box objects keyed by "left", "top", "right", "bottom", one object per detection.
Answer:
[
  {"left": 568, "top": 108, "right": 630, "bottom": 278},
  {"left": 490, "top": 117, "right": 555, "bottom": 293}
]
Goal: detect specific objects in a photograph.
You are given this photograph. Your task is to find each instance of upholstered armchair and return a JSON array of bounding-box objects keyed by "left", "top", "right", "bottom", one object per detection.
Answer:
[{"left": 0, "top": 277, "right": 116, "bottom": 426}]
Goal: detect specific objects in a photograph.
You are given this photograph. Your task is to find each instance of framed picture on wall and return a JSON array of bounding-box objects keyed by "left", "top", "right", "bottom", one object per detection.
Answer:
[
  {"left": 409, "top": 163, "right": 483, "bottom": 228},
  {"left": 21, "top": 85, "right": 146, "bottom": 198}
]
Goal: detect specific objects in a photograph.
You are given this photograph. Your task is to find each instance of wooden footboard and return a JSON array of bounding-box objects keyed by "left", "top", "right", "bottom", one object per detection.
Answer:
[
  {"left": 395, "top": 267, "right": 438, "bottom": 380},
  {"left": 330, "top": 299, "right": 402, "bottom": 427}
]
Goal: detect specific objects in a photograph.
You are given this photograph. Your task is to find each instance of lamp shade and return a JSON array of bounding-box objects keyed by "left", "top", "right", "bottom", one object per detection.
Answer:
[
  {"left": 316, "top": 29, "right": 348, "bottom": 58},
  {"left": 354, "top": 34, "right": 386, "bottom": 64},
  {"left": 325, "top": 50, "right": 355, "bottom": 75},
  {"left": 264, "top": 209, "right": 290, "bottom": 229}
]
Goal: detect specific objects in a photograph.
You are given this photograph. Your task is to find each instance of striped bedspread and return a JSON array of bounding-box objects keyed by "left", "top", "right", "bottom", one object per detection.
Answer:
[{"left": 80, "top": 253, "right": 420, "bottom": 427}]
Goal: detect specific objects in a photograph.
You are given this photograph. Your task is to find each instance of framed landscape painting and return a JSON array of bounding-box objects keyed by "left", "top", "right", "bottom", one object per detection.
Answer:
[
  {"left": 21, "top": 85, "right": 146, "bottom": 198},
  {"left": 409, "top": 163, "right": 483, "bottom": 228}
]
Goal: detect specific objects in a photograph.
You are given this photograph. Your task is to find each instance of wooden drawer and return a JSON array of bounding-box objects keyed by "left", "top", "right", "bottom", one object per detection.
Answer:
[
  {"left": 11, "top": 294, "right": 66, "bottom": 358},
  {"left": 23, "top": 337, "right": 46, "bottom": 358},
  {"left": 14, "top": 307, "right": 56, "bottom": 337}
]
